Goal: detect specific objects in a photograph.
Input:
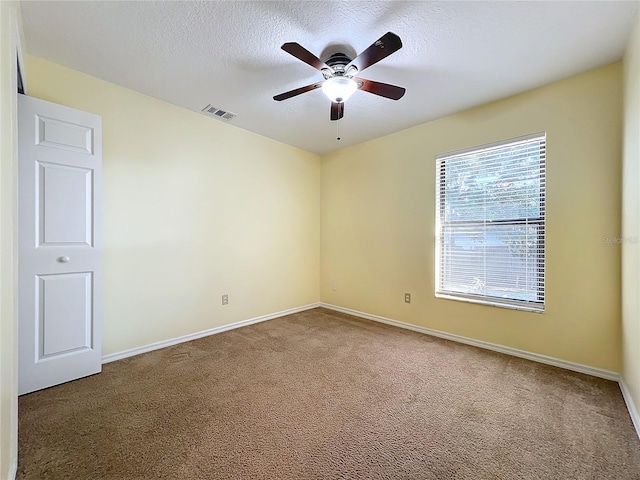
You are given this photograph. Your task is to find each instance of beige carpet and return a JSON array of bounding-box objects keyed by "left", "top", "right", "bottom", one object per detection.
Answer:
[{"left": 18, "top": 307, "right": 640, "bottom": 479}]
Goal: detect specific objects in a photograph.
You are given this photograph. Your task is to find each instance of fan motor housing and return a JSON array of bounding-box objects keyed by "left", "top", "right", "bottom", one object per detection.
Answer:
[{"left": 326, "top": 52, "right": 352, "bottom": 72}]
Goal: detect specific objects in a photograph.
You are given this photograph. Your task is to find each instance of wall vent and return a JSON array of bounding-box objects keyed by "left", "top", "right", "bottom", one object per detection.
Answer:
[{"left": 201, "top": 104, "right": 237, "bottom": 121}]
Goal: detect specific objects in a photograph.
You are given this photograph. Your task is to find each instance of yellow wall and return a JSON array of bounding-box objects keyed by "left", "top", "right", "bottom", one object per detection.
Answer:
[
  {"left": 26, "top": 56, "right": 321, "bottom": 356},
  {"left": 10, "top": 14, "right": 638, "bottom": 466},
  {"left": 0, "top": 3, "right": 21, "bottom": 478},
  {"left": 622, "top": 11, "right": 640, "bottom": 419},
  {"left": 321, "top": 63, "right": 623, "bottom": 371}
]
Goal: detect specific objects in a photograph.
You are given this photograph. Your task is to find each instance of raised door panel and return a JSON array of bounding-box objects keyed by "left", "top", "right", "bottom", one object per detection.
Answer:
[
  {"left": 36, "top": 114, "right": 94, "bottom": 155},
  {"left": 37, "top": 272, "right": 93, "bottom": 359},
  {"left": 38, "top": 162, "right": 93, "bottom": 247}
]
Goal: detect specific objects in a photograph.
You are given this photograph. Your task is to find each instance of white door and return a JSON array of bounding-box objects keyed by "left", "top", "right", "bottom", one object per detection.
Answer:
[{"left": 18, "top": 95, "right": 102, "bottom": 395}]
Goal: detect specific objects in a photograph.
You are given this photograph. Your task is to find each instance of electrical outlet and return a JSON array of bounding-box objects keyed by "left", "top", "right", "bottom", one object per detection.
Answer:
[
  {"left": 405, "top": 293, "right": 411, "bottom": 303},
  {"left": 222, "top": 294, "right": 228, "bottom": 305},
  {"left": 332, "top": 282, "right": 337, "bottom": 291}
]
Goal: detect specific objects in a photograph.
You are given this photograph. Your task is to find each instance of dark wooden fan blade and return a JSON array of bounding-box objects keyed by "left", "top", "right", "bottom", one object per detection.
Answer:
[
  {"left": 354, "top": 78, "right": 406, "bottom": 100},
  {"left": 347, "top": 32, "right": 402, "bottom": 73},
  {"left": 330, "top": 102, "right": 344, "bottom": 121},
  {"left": 281, "top": 42, "right": 328, "bottom": 71},
  {"left": 273, "top": 82, "right": 324, "bottom": 101}
]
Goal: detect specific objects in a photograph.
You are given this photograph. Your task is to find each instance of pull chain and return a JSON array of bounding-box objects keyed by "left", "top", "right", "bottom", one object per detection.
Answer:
[{"left": 336, "top": 118, "right": 341, "bottom": 141}]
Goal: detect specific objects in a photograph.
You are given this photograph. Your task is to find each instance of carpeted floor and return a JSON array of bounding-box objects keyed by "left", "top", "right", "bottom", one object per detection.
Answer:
[{"left": 18, "top": 307, "right": 640, "bottom": 479}]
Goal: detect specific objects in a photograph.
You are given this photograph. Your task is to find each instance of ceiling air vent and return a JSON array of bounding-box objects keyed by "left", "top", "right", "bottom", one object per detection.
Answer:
[{"left": 201, "top": 104, "right": 237, "bottom": 121}]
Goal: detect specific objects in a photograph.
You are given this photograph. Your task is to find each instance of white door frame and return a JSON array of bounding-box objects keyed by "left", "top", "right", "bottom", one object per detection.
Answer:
[{"left": 1, "top": 3, "right": 27, "bottom": 479}]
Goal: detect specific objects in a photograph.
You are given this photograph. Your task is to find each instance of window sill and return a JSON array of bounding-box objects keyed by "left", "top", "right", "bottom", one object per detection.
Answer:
[{"left": 435, "top": 292, "right": 544, "bottom": 314}]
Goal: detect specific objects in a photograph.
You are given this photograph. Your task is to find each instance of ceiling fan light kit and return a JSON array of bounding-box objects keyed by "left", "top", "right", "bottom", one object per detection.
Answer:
[
  {"left": 322, "top": 77, "right": 358, "bottom": 103},
  {"left": 273, "top": 31, "right": 406, "bottom": 125}
]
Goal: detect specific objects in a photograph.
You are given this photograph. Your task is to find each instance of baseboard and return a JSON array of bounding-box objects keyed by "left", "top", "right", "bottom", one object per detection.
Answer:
[
  {"left": 619, "top": 377, "right": 640, "bottom": 440},
  {"left": 102, "top": 303, "right": 321, "bottom": 364},
  {"left": 320, "top": 303, "right": 620, "bottom": 381}
]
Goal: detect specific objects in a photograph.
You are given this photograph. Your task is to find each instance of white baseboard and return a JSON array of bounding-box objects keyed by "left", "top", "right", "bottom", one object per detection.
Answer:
[
  {"left": 102, "top": 303, "right": 321, "bottom": 364},
  {"left": 620, "top": 377, "right": 640, "bottom": 440},
  {"left": 320, "top": 303, "right": 620, "bottom": 381}
]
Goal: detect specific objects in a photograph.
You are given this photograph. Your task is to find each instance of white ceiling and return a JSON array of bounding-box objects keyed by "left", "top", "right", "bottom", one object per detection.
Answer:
[{"left": 20, "top": 1, "right": 639, "bottom": 156}]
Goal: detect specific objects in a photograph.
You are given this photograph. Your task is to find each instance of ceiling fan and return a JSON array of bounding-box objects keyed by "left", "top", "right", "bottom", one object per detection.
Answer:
[{"left": 273, "top": 32, "right": 406, "bottom": 121}]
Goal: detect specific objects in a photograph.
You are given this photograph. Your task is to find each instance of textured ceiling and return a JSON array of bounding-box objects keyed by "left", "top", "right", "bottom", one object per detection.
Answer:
[{"left": 20, "top": 1, "right": 639, "bottom": 155}]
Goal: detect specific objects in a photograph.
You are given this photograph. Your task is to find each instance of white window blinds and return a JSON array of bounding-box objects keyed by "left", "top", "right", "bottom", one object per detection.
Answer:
[{"left": 435, "top": 133, "right": 546, "bottom": 312}]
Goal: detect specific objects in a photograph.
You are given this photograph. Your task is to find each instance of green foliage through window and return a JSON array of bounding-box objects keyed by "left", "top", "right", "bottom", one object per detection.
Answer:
[{"left": 436, "top": 133, "right": 546, "bottom": 311}]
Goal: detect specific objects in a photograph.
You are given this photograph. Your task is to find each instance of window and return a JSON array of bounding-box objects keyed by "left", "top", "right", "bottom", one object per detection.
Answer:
[{"left": 435, "top": 133, "right": 546, "bottom": 312}]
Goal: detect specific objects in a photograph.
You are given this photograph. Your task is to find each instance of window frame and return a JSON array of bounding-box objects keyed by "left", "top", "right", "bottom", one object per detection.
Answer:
[{"left": 435, "top": 132, "right": 546, "bottom": 313}]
